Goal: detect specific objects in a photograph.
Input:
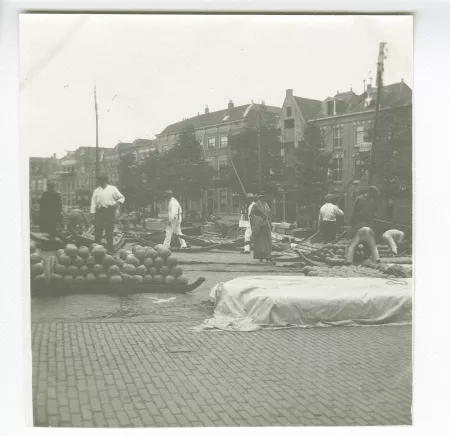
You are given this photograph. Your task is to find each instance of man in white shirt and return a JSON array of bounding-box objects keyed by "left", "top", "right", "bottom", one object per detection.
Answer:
[
  {"left": 382, "top": 228, "right": 405, "bottom": 255},
  {"left": 319, "top": 194, "right": 344, "bottom": 243},
  {"left": 163, "top": 190, "right": 188, "bottom": 249},
  {"left": 90, "top": 173, "right": 125, "bottom": 253},
  {"left": 240, "top": 193, "right": 256, "bottom": 254}
]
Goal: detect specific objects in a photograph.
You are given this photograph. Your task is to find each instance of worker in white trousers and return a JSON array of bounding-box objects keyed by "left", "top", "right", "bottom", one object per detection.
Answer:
[
  {"left": 239, "top": 193, "right": 256, "bottom": 254},
  {"left": 163, "top": 190, "right": 188, "bottom": 249},
  {"left": 382, "top": 229, "right": 405, "bottom": 255}
]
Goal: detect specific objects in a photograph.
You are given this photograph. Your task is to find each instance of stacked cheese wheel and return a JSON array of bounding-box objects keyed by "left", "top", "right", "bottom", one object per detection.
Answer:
[
  {"left": 51, "top": 243, "right": 123, "bottom": 287},
  {"left": 117, "top": 244, "right": 188, "bottom": 286},
  {"left": 30, "top": 240, "right": 47, "bottom": 284}
]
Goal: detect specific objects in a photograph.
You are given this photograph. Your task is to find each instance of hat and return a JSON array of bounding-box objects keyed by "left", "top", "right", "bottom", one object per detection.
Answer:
[
  {"left": 164, "top": 190, "right": 173, "bottom": 196},
  {"left": 97, "top": 173, "right": 108, "bottom": 181},
  {"left": 246, "top": 193, "right": 255, "bottom": 199}
]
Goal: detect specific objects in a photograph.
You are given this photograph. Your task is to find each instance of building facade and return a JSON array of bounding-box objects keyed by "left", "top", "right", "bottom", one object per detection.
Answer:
[
  {"left": 276, "top": 81, "right": 412, "bottom": 223},
  {"left": 29, "top": 155, "right": 59, "bottom": 221},
  {"left": 155, "top": 101, "right": 281, "bottom": 220}
]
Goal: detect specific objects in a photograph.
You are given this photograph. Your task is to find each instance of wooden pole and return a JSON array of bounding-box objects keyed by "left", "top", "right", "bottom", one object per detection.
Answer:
[
  {"left": 230, "top": 159, "right": 247, "bottom": 196},
  {"left": 94, "top": 85, "right": 100, "bottom": 180},
  {"left": 368, "top": 42, "right": 387, "bottom": 184},
  {"left": 257, "top": 109, "right": 262, "bottom": 191}
]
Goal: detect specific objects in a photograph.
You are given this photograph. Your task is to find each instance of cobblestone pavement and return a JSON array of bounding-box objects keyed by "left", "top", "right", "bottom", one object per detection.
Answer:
[{"left": 32, "top": 322, "right": 412, "bottom": 427}]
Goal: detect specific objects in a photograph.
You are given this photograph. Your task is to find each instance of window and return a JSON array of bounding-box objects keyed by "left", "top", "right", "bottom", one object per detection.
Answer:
[
  {"left": 219, "top": 190, "right": 227, "bottom": 213},
  {"left": 284, "top": 119, "right": 295, "bottom": 129},
  {"left": 327, "top": 100, "right": 335, "bottom": 116},
  {"left": 198, "top": 138, "right": 204, "bottom": 147},
  {"left": 162, "top": 145, "right": 168, "bottom": 153},
  {"left": 333, "top": 126, "right": 343, "bottom": 148},
  {"left": 355, "top": 158, "right": 369, "bottom": 181},
  {"left": 218, "top": 157, "right": 228, "bottom": 175},
  {"left": 207, "top": 137, "right": 216, "bottom": 149},
  {"left": 37, "top": 180, "right": 43, "bottom": 191},
  {"left": 32, "top": 180, "right": 37, "bottom": 191},
  {"left": 332, "top": 158, "right": 343, "bottom": 182},
  {"left": 219, "top": 136, "right": 228, "bottom": 148},
  {"left": 286, "top": 106, "right": 292, "bottom": 117},
  {"left": 355, "top": 125, "right": 364, "bottom": 146}
]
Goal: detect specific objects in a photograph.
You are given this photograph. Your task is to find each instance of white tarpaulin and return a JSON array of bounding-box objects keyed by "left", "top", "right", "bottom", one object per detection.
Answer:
[{"left": 201, "top": 276, "right": 412, "bottom": 331}]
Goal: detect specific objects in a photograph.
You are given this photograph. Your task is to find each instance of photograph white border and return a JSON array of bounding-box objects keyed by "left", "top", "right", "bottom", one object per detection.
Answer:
[{"left": 1, "top": 1, "right": 449, "bottom": 435}]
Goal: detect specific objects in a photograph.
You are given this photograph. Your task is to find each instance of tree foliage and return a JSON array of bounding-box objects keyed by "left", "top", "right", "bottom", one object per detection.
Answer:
[
  {"left": 372, "top": 106, "right": 412, "bottom": 201},
  {"left": 291, "top": 123, "right": 332, "bottom": 206},
  {"left": 228, "top": 125, "right": 283, "bottom": 196},
  {"left": 138, "top": 126, "right": 215, "bottom": 210}
]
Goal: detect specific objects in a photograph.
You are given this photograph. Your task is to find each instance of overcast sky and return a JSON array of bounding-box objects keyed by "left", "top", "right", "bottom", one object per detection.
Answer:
[{"left": 20, "top": 14, "right": 413, "bottom": 158}]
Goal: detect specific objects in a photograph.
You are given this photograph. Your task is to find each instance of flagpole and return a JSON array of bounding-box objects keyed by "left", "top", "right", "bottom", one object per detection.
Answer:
[{"left": 94, "top": 85, "right": 100, "bottom": 179}]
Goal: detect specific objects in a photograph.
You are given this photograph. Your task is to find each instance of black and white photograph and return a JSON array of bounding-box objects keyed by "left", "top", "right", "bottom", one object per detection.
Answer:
[{"left": 22, "top": 13, "right": 413, "bottom": 428}]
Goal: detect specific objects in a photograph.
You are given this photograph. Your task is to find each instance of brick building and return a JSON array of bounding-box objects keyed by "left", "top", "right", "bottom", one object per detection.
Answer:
[
  {"left": 277, "top": 81, "right": 412, "bottom": 223},
  {"left": 155, "top": 101, "right": 281, "bottom": 220},
  {"left": 29, "top": 155, "right": 59, "bottom": 222}
]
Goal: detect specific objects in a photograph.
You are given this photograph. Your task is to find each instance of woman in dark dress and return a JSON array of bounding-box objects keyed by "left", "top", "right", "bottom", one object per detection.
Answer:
[{"left": 249, "top": 193, "right": 275, "bottom": 265}]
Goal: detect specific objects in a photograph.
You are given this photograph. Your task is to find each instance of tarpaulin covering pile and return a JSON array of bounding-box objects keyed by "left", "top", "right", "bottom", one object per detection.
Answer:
[{"left": 201, "top": 276, "right": 412, "bottom": 331}]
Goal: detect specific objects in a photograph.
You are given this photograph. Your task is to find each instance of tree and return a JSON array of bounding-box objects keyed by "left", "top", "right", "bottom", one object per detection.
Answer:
[
  {"left": 138, "top": 126, "right": 215, "bottom": 212},
  {"left": 228, "top": 125, "right": 284, "bottom": 196},
  {"left": 168, "top": 126, "right": 215, "bottom": 210},
  {"left": 118, "top": 153, "right": 139, "bottom": 211},
  {"left": 291, "top": 123, "right": 332, "bottom": 207},
  {"left": 370, "top": 105, "right": 412, "bottom": 221}
]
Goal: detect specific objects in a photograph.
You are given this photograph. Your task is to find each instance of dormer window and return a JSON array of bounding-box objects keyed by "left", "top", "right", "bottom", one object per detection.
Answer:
[
  {"left": 327, "top": 100, "right": 335, "bottom": 116},
  {"left": 286, "top": 106, "right": 292, "bottom": 117}
]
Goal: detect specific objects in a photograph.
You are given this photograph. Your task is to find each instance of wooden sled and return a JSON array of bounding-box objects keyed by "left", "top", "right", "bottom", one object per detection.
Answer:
[{"left": 33, "top": 277, "right": 206, "bottom": 296}]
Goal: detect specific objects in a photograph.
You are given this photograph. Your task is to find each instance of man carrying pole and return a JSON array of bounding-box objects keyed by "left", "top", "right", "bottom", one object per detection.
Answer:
[{"left": 240, "top": 193, "right": 256, "bottom": 254}]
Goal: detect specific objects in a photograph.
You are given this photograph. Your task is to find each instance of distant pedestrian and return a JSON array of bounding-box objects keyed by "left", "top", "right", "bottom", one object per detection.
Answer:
[
  {"left": 163, "top": 190, "right": 188, "bottom": 249},
  {"left": 346, "top": 186, "right": 381, "bottom": 264},
  {"left": 319, "top": 194, "right": 344, "bottom": 243},
  {"left": 250, "top": 193, "right": 275, "bottom": 265},
  {"left": 39, "top": 182, "right": 62, "bottom": 239},
  {"left": 383, "top": 229, "right": 405, "bottom": 255},
  {"left": 90, "top": 173, "right": 125, "bottom": 254}
]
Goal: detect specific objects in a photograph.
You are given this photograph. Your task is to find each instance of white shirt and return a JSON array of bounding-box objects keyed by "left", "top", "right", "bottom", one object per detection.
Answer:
[
  {"left": 240, "top": 202, "right": 255, "bottom": 228},
  {"left": 168, "top": 197, "right": 183, "bottom": 222},
  {"left": 319, "top": 203, "right": 344, "bottom": 222},
  {"left": 90, "top": 184, "right": 125, "bottom": 213},
  {"left": 383, "top": 229, "right": 404, "bottom": 242}
]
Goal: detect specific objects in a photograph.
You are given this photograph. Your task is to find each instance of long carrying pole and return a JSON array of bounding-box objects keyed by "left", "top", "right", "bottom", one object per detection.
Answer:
[
  {"left": 368, "top": 42, "right": 386, "bottom": 184},
  {"left": 257, "top": 110, "right": 262, "bottom": 191},
  {"left": 230, "top": 159, "right": 247, "bottom": 196},
  {"left": 94, "top": 85, "right": 100, "bottom": 180}
]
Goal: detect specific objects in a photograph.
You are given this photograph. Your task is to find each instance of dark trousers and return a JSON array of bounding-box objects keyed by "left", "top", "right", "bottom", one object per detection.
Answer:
[
  {"left": 321, "top": 221, "right": 337, "bottom": 243},
  {"left": 95, "top": 207, "right": 115, "bottom": 253}
]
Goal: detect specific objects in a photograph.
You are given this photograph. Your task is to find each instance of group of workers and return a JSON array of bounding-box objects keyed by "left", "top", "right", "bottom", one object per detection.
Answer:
[
  {"left": 36, "top": 173, "right": 188, "bottom": 254},
  {"left": 37, "top": 174, "right": 407, "bottom": 262},
  {"left": 318, "top": 186, "right": 407, "bottom": 262}
]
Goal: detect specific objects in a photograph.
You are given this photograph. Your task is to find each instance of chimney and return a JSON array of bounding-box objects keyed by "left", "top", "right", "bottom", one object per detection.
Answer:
[
  {"left": 363, "top": 79, "right": 366, "bottom": 93},
  {"left": 286, "top": 89, "right": 293, "bottom": 97},
  {"left": 205, "top": 105, "right": 209, "bottom": 114},
  {"left": 228, "top": 100, "right": 234, "bottom": 110}
]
